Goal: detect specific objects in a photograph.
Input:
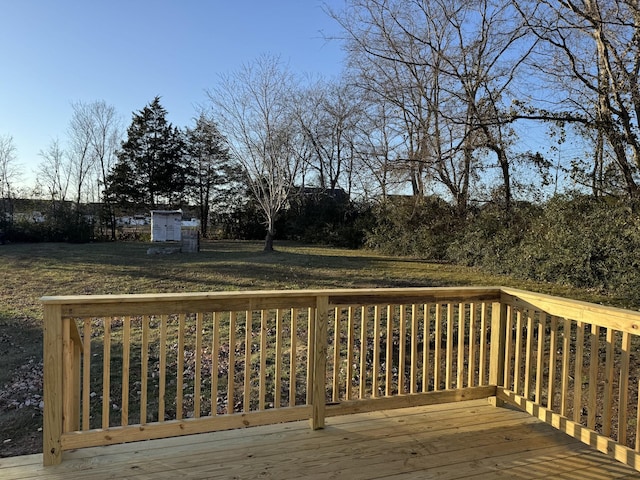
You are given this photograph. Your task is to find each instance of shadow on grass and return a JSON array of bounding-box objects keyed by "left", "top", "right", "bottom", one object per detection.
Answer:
[
  {"left": 1, "top": 240, "right": 490, "bottom": 304},
  {"left": 0, "top": 312, "right": 43, "bottom": 385}
]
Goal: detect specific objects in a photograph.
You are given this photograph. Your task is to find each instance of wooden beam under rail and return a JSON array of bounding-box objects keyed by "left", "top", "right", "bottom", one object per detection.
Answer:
[{"left": 498, "top": 388, "right": 640, "bottom": 472}]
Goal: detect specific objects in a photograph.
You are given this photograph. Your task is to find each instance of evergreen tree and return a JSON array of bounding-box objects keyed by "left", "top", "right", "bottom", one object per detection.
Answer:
[
  {"left": 185, "top": 112, "right": 243, "bottom": 237},
  {"left": 103, "top": 158, "right": 142, "bottom": 207},
  {"left": 106, "top": 96, "right": 186, "bottom": 209}
]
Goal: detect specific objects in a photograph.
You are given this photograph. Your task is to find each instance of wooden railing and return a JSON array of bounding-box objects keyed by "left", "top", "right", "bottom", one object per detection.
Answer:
[
  {"left": 497, "top": 287, "right": 640, "bottom": 470},
  {"left": 41, "top": 286, "right": 640, "bottom": 471}
]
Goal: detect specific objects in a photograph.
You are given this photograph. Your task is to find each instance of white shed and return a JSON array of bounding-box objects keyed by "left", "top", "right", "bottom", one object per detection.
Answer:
[{"left": 151, "top": 210, "right": 182, "bottom": 242}]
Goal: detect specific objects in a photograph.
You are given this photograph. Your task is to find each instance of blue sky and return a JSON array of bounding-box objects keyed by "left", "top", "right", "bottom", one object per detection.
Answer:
[{"left": 0, "top": 0, "right": 346, "bottom": 187}]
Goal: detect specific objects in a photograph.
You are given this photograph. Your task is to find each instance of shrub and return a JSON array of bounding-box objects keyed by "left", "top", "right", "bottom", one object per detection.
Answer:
[
  {"left": 446, "top": 201, "right": 542, "bottom": 273},
  {"left": 366, "top": 192, "right": 640, "bottom": 302},
  {"left": 515, "top": 194, "right": 640, "bottom": 300},
  {"left": 4, "top": 206, "right": 94, "bottom": 243},
  {"left": 446, "top": 193, "right": 640, "bottom": 303},
  {"left": 365, "top": 196, "right": 458, "bottom": 260},
  {"left": 282, "top": 193, "right": 372, "bottom": 249}
]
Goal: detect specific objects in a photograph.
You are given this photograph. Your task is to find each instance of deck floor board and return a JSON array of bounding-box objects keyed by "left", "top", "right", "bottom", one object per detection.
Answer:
[{"left": 2, "top": 399, "right": 639, "bottom": 479}]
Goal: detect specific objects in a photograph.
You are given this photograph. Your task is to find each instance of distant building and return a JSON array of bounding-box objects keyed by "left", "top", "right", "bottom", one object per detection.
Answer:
[
  {"left": 151, "top": 210, "right": 182, "bottom": 242},
  {"left": 14, "top": 211, "right": 45, "bottom": 223},
  {"left": 116, "top": 215, "right": 150, "bottom": 226},
  {"left": 181, "top": 218, "right": 200, "bottom": 228},
  {"left": 297, "top": 187, "right": 349, "bottom": 202}
]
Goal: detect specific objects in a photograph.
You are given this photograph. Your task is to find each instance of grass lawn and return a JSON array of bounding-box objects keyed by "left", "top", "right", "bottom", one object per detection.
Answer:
[{"left": 0, "top": 239, "right": 629, "bottom": 457}]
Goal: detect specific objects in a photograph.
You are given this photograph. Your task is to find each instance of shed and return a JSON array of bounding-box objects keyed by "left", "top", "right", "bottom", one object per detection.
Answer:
[{"left": 151, "top": 210, "right": 182, "bottom": 242}]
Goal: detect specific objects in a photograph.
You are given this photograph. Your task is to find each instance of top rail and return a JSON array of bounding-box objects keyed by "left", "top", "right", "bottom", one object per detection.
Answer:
[
  {"left": 501, "top": 287, "right": 640, "bottom": 335},
  {"left": 41, "top": 286, "right": 503, "bottom": 317}
]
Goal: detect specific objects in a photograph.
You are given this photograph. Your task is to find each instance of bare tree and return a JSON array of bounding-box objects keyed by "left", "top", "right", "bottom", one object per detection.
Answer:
[
  {"left": 207, "top": 55, "right": 302, "bottom": 251},
  {"left": 331, "top": 0, "right": 534, "bottom": 212},
  {"left": 68, "top": 103, "right": 97, "bottom": 207},
  {"left": 71, "top": 101, "right": 121, "bottom": 198},
  {"left": 297, "top": 79, "right": 361, "bottom": 193},
  {"left": 332, "top": 0, "right": 474, "bottom": 212},
  {"left": 440, "top": 0, "right": 536, "bottom": 210},
  {"left": 0, "top": 135, "right": 22, "bottom": 229},
  {"left": 353, "top": 98, "right": 406, "bottom": 201},
  {"left": 0, "top": 135, "right": 21, "bottom": 199},
  {"left": 37, "top": 139, "right": 70, "bottom": 220},
  {"left": 513, "top": 0, "right": 640, "bottom": 198},
  {"left": 332, "top": 0, "right": 443, "bottom": 199},
  {"left": 69, "top": 101, "right": 121, "bottom": 238}
]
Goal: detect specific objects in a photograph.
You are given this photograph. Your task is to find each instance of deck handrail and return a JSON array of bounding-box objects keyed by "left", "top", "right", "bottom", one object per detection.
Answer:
[
  {"left": 41, "top": 286, "right": 640, "bottom": 471},
  {"left": 498, "top": 287, "right": 640, "bottom": 471}
]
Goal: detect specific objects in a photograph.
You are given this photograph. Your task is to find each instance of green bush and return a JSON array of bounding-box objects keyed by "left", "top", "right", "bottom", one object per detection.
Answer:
[
  {"left": 515, "top": 195, "right": 640, "bottom": 300},
  {"left": 366, "top": 196, "right": 459, "bottom": 260},
  {"left": 446, "top": 201, "right": 542, "bottom": 273},
  {"left": 366, "top": 192, "right": 640, "bottom": 302},
  {"left": 448, "top": 193, "right": 640, "bottom": 303}
]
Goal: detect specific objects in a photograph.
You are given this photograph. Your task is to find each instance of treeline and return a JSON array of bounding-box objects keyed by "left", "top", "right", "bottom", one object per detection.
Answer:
[
  {"left": 2, "top": 0, "right": 640, "bottom": 298},
  {"left": 6, "top": 190, "right": 638, "bottom": 306},
  {"left": 0, "top": 199, "right": 95, "bottom": 243}
]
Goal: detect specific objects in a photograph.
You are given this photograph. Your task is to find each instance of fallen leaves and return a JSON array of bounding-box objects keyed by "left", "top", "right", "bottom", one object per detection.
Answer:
[{"left": 0, "top": 358, "right": 43, "bottom": 413}]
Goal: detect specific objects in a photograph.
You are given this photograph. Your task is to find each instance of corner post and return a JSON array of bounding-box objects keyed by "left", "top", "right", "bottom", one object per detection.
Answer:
[
  {"left": 488, "top": 300, "right": 507, "bottom": 407},
  {"left": 43, "top": 303, "right": 64, "bottom": 466},
  {"left": 310, "top": 295, "right": 328, "bottom": 429}
]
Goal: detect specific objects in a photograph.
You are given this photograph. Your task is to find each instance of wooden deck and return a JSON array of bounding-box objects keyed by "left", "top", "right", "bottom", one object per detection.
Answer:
[{"left": 3, "top": 399, "right": 640, "bottom": 479}]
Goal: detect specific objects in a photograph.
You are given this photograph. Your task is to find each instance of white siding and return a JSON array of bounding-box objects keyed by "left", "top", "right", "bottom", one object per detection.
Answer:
[{"left": 151, "top": 211, "right": 182, "bottom": 242}]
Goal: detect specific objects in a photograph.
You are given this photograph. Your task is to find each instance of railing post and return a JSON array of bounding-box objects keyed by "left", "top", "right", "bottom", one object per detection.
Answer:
[
  {"left": 310, "top": 295, "right": 328, "bottom": 429},
  {"left": 43, "top": 304, "right": 63, "bottom": 466},
  {"left": 489, "top": 300, "right": 507, "bottom": 407}
]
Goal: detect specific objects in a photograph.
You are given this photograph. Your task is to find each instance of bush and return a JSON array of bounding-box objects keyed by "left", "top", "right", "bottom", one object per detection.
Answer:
[
  {"left": 447, "top": 193, "right": 640, "bottom": 303},
  {"left": 3, "top": 203, "right": 95, "bottom": 243},
  {"left": 515, "top": 194, "right": 640, "bottom": 300},
  {"left": 282, "top": 193, "right": 372, "bottom": 249},
  {"left": 365, "top": 196, "right": 458, "bottom": 260},
  {"left": 446, "top": 201, "right": 542, "bottom": 273},
  {"left": 365, "top": 192, "right": 640, "bottom": 302}
]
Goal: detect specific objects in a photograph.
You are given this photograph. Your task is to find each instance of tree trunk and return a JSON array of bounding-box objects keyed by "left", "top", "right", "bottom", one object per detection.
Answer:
[
  {"left": 592, "top": 130, "right": 604, "bottom": 197},
  {"left": 200, "top": 203, "right": 210, "bottom": 239},
  {"left": 496, "top": 147, "right": 512, "bottom": 212},
  {"left": 264, "top": 230, "right": 274, "bottom": 252},
  {"left": 109, "top": 211, "right": 116, "bottom": 241}
]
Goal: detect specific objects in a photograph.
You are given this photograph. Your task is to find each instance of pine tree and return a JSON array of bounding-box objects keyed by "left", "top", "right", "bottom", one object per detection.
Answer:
[
  {"left": 185, "top": 113, "right": 244, "bottom": 237},
  {"left": 106, "top": 96, "right": 186, "bottom": 209}
]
